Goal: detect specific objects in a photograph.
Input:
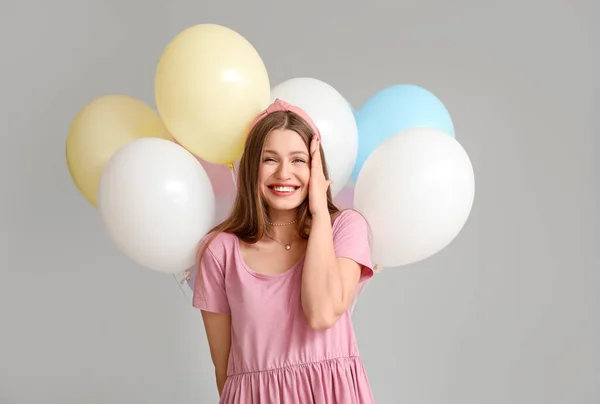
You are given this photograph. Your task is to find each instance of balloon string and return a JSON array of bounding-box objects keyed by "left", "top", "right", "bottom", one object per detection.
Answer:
[
  {"left": 227, "top": 163, "right": 237, "bottom": 188},
  {"left": 172, "top": 273, "right": 187, "bottom": 297}
]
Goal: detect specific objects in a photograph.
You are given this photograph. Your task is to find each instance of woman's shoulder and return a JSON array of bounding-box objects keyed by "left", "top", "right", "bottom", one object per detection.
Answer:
[
  {"left": 199, "top": 230, "right": 238, "bottom": 257},
  {"left": 331, "top": 208, "right": 368, "bottom": 228}
]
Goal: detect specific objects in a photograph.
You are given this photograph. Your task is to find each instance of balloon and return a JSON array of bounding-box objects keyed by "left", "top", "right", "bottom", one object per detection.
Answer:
[
  {"left": 197, "top": 158, "right": 237, "bottom": 197},
  {"left": 65, "top": 94, "right": 172, "bottom": 207},
  {"left": 98, "top": 138, "right": 216, "bottom": 274},
  {"left": 214, "top": 193, "right": 236, "bottom": 225},
  {"left": 334, "top": 185, "right": 354, "bottom": 209},
  {"left": 270, "top": 77, "right": 358, "bottom": 197},
  {"left": 352, "top": 84, "right": 454, "bottom": 181},
  {"left": 354, "top": 127, "right": 474, "bottom": 267},
  {"left": 154, "top": 24, "right": 270, "bottom": 165}
]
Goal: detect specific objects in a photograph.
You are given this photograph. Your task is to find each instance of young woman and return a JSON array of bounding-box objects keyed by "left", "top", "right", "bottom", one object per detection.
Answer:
[{"left": 193, "top": 98, "right": 375, "bottom": 403}]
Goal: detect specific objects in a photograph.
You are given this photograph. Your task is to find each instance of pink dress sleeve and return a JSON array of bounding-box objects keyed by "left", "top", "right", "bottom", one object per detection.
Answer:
[
  {"left": 192, "top": 237, "right": 231, "bottom": 314},
  {"left": 332, "top": 209, "right": 374, "bottom": 283}
]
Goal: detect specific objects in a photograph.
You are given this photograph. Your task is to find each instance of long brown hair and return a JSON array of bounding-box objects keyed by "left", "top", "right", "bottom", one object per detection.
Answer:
[{"left": 196, "top": 111, "right": 340, "bottom": 291}]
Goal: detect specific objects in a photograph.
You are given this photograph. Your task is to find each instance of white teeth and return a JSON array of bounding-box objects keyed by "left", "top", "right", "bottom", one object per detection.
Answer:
[{"left": 272, "top": 186, "right": 296, "bottom": 192}]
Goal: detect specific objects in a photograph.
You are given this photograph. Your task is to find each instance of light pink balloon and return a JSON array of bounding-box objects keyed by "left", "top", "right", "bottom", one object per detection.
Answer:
[
  {"left": 171, "top": 138, "right": 237, "bottom": 197},
  {"left": 197, "top": 159, "right": 237, "bottom": 196},
  {"left": 334, "top": 185, "right": 354, "bottom": 209}
]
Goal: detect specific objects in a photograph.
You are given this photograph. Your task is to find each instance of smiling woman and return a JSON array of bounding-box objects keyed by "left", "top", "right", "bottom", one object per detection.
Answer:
[{"left": 192, "top": 99, "right": 375, "bottom": 403}]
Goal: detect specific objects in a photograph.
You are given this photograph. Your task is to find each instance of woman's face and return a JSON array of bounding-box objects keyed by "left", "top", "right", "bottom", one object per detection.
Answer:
[{"left": 258, "top": 129, "right": 311, "bottom": 214}]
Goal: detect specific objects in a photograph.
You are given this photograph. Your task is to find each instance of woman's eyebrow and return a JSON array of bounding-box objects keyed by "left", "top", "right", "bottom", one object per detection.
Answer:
[{"left": 263, "top": 149, "right": 309, "bottom": 157}]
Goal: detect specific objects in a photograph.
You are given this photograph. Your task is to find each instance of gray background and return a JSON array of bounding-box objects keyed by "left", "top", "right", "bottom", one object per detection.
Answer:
[{"left": 1, "top": 0, "right": 598, "bottom": 403}]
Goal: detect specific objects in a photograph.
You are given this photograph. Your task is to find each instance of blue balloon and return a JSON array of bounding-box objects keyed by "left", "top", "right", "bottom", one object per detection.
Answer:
[{"left": 352, "top": 84, "right": 454, "bottom": 181}]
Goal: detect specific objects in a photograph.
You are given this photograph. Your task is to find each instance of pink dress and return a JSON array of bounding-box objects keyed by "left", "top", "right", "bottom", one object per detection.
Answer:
[{"left": 192, "top": 209, "right": 375, "bottom": 403}]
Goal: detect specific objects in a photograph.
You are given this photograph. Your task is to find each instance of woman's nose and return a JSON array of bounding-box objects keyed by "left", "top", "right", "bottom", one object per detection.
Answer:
[{"left": 275, "top": 162, "right": 291, "bottom": 179}]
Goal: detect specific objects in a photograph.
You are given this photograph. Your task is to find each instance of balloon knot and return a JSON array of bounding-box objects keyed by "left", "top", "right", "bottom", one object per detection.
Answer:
[{"left": 373, "top": 264, "right": 383, "bottom": 273}]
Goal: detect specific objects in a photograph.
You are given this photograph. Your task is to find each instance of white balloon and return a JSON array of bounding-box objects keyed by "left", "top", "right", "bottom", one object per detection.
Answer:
[
  {"left": 270, "top": 77, "right": 358, "bottom": 197},
  {"left": 354, "top": 128, "right": 475, "bottom": 267},
  {"left": 98, "top": 138, "right": 216, "bottom": 274}
]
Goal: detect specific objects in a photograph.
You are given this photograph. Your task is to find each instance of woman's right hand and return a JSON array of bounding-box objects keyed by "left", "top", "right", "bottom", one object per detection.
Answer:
[{"left": 201, "top": 311, "right": 231, "bottom": 396}]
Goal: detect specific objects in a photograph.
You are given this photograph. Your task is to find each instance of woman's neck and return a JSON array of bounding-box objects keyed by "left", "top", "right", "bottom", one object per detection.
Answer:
[
  {"left": 266, "top": 209, "right": 298, "bottom": 240},
  {"left": 267, "top": 209, "right": 297, "bottom": 226}
]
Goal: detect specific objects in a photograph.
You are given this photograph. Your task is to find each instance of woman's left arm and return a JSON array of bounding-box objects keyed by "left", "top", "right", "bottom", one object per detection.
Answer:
[
  {"left": 301, "top": 211, "right": 363, "bottom": 330},
  {"left": 301, "top": 135, "right": 365, "bottom": 330}
]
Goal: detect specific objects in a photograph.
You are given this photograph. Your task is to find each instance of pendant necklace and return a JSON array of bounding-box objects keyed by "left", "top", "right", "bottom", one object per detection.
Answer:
[
  {"left": 266, "top": 219, "right": 297, "bottom": 251},
  {"left": 267, "top": 235, "right": 292, "bottom": 251}
]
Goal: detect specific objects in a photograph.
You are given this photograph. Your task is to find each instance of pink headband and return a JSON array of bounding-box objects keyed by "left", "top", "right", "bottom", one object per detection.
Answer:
[{"left": 246, "top": 98, "right": 321, "bottom": 145}]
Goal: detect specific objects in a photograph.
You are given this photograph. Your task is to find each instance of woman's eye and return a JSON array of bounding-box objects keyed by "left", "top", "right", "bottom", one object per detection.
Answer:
[{"left": 262, "top": 157, "right": 305, "bottom": 164}]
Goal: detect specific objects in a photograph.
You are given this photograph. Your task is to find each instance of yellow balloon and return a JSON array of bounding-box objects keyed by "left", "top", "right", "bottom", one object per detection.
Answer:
[
  {"left": 66, "top": 94, "right": 173, "bottom": 207},
  {"left": 154, "top": 24, "right": 270, "bottom": 165}
]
